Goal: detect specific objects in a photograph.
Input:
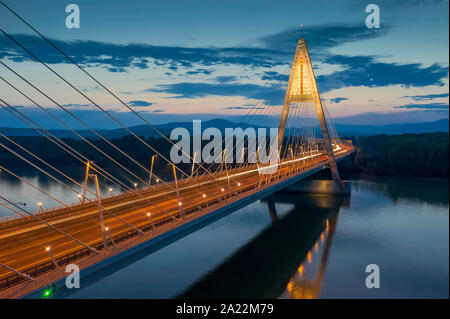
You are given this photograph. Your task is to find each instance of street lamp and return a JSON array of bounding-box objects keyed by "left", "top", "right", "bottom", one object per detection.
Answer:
[
  {"left": 45, "top": 246, "right": 59, "bottom": 268},
  {"left": 147, "top": 212, "right": 155, "bottom": 231},
  {"left": 105, "top": 226, "right": 116, "bottom": 250},
  {"left": 109, "top": 188, "right": 113, "bottom": 197},
  {"left": 202, "top": 194, "right": 208, "bottom": 208},
  {"left": 149, "top": 155, "right": 158, "bottom": 186},
  {"left": 38, "top": 202, "right": 44, "bottom": 213}
]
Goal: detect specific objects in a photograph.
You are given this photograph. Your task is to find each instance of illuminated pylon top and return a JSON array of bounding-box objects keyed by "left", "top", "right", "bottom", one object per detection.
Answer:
[{"left": 288, "top": 55, "right": 314, "bottom": 103}]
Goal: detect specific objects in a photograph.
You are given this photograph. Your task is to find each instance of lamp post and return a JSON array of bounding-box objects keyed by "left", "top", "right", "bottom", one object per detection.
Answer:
[
  {"left": 90, "top": 174, "right": 108, "bottom": 251},
  {"left": 202, "top": 194, "right": 208, "bottom": 208},
  {"left": 105, "top": 226, "right": 116, "bottom": 250},
  {"left": 172, "top": 164, "right": 185, "bottom": 218},
  {"left": 149, "top": 155, "right": 157, "bottom": 186},
  {"left": 191, "top": 152, "right": 197, "bottom": 178},
  {"left": 147, "top": 212, "right": 155, "bottom": 231},
  {"left": 38, "top": 202, "right": 44, "bottom": 213},
  {"left": 46, "top": 246, "right": 59, "bottom": 268},
  {"left": 81, "top": 161, "right": 93, "bottom": 204}
]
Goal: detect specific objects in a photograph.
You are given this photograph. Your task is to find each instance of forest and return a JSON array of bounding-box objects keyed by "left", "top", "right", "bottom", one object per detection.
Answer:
[{"left": 349, "top": 132, "right": 449, "bottom": 178}]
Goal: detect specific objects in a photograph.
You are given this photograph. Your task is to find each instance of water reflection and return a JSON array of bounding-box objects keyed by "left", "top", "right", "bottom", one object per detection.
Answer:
[
  {"left": 178, "top": 192, "right": 349, "bottom": 299},
  {"left": 385, "top": 178, "right": 449, "bottom": 206},
  {"left": 280, "top": 205, "right": 340, "bottom": 299},
  {"left": 0, "top": 168, "right": 124, "bottom": 216}
]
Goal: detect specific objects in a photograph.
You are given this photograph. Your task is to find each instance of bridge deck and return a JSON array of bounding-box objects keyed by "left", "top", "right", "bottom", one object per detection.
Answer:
[{"left": 0, "top": 143, "right": 354, "bottom": 297}]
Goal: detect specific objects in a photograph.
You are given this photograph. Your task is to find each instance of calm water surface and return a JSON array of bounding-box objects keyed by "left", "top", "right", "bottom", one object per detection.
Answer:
[{"left": 0, "top": 173, "right": 448, "bottom": 298}]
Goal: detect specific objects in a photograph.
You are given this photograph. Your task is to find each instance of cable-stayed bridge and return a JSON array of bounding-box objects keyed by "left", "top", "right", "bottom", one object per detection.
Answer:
[{"left": 0, "top": 2, "right": 354, "bottom": 298}]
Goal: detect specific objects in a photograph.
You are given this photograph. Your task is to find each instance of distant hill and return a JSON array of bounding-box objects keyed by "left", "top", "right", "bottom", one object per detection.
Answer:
[
  {"left": 335, "top": 118, "right": 449, "bottom": 137},
  {"left": 0, "top": 118, "right": 448, "bottom": 139}
]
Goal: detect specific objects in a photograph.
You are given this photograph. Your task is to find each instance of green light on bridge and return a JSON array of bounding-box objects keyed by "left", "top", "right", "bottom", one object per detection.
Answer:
[{"left": 42, "top": 284, "right": 56, "bottom": 298}]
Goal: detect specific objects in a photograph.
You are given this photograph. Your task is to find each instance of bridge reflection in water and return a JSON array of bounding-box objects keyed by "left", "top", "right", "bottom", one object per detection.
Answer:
[{"left": 178, "top": 183, "right": 349, "bottom": 299}]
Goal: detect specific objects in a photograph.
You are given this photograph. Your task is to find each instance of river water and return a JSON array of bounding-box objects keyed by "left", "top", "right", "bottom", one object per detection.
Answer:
[{"left": 0, "top": 174, "right": 448, "bottom": 298}]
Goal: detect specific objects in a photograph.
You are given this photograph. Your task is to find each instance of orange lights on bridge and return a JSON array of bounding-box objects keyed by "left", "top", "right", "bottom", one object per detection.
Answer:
[{"left": 297, "top": 264, "right": 304, "bottom": 277}]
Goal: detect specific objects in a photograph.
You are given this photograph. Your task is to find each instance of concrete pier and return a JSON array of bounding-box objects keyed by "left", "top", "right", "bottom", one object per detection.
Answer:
[{"left": 281, "top": 180, "right": 351, "bottom": 196}]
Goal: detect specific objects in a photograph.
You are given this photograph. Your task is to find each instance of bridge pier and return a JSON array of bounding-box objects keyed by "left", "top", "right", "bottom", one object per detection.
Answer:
[
  {"left": 266, "top": 198, "right": 278, "bottom": 223},
  {"left": 280, "top": 180, "right": 351, "bottom": 196}
]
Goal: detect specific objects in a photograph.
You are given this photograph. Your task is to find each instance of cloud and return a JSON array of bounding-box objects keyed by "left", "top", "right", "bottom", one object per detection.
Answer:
[
  {"left": 62, "top": 103, "right": 91, "bottom": 107},
  {"left": 353, "top": 0, "right": 447, "bottom": 9},
  {"left": 146, "top": 82, "right": 285, "bottom": 105},
  {"left": 1, "top": 24, "right": 445, "bottom": 99},
  {"left": 152, "top": 109, "right": 164, "bottom": 113},
  {"left": 329, "top": 97, "right": 348, "bottom": 104},
  {"left": 0, "top": 23, "right": 391, "bottom": 74},
  {"left": 393, "top": 102, "right": 449, "bottom": 109},
  {"left": 259, "top": 23, "right": 390, "bottom": 53},
  {"left": 0, "top": 34, "right": 286, "bottom": 73},
  {"left": 261, "top": 71, "right": 289, "bottom": 82},
  {"left": 316, "top": 55, "right": 448, "bottom": 92},
  {"left": 186, "top": 69, "right": 213, "bottom": 75},
  {"left": 128, "top": 100, "right": 153, "bottom": 107},
  {"left": 147, "top": 51, "right": 449, "bottom": 101},
  {"left": 402, "top": 93, "right": 449, "bottom": 101},
  {"left": 223, "top": 106, "right": 265, "bottom": 110},
  {"left": 214, "top": 76, "right": 237, "bottom": 83}
]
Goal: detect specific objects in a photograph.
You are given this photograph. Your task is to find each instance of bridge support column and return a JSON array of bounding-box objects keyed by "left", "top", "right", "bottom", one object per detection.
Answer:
[
  {"left": 149, "top": 155, "right": 157, "bottom": 187},
  {"left": 266, "top": 198, "right": 278, "bottom": 223},
  {"left": 91, "top": 173, "right": 108, "bottom": 250},
  {"left": 173, "top": 164, "right": 185, "bottom": 218},
  {"left": 81, "top": 160, "right": 92, "bottom": 204}
]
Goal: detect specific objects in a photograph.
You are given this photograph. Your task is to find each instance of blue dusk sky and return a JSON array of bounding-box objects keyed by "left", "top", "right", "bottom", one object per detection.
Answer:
[{"left": 0, "top": 0, "right": 448, "bottom": 128}]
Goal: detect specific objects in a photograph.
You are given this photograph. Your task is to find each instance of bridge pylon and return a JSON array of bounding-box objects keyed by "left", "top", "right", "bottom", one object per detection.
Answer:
[{"left": 277, "top": 38, "right": 343, "bottom": 188}]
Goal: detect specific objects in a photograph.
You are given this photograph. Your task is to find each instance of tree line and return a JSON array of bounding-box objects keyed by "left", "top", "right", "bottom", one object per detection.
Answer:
[{"left": 347, "top": 132, "right": 448, "bottom": 178}]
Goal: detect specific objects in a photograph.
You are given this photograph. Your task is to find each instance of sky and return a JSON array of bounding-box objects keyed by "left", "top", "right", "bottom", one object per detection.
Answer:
[{"left": 0, "top": 0, "right": 448, "bottom": 128}]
